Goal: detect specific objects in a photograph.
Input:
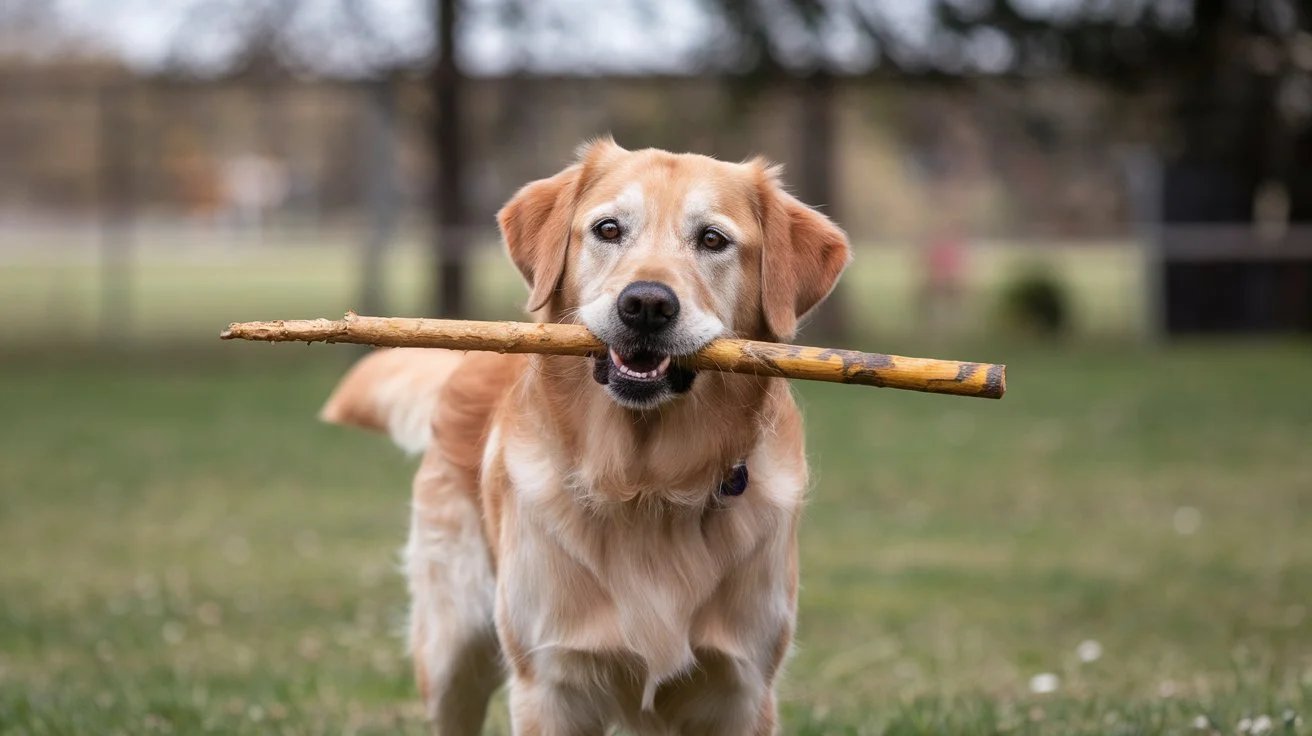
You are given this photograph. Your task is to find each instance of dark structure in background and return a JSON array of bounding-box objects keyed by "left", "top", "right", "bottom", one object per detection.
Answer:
[
  {"left": 933, "top": 0, "right": 1312, "bottom": 334},
  {"left": 1160, "top": 170, "right": 1312, "bottom": 335},
  {"left": 1161, "top": 258, "right": 1312, "bottom": 334},
  {"left": 1151, "top": 0, "right": 1312, "bottom": 335}
]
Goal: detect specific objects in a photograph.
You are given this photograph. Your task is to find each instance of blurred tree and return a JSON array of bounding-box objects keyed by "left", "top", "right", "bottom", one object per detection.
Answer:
[
  {"left": 706, "top": 0, "right": 1312, "bottom": 335},
  {"left": 166, "top": 0, "right": 426, "bottom": 77},
  {"left": 697, "top": 0, "right": 860, "bottom": 341},
  {"left": 925, "top": 0, "right": 1312, "bottom": 333},
  {"left": 927, "top": 0, "right": 1312, "bottom": 226},
  {"left": 695, "top": 1, "right": 916, "bottom": 340},
  {"left": 0, "top": 0, "right": 59, "bottom": 55},
  {"left": 163, "top": 0, "right": 489, "bottom": 318},
  {"left": 431, "top": 0, "right": 468, "bottom": 318}
]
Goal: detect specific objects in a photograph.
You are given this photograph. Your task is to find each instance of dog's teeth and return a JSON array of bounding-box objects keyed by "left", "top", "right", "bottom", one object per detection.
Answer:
[{"left": 608, "top": 348, "right": 670, "bottom": 380}]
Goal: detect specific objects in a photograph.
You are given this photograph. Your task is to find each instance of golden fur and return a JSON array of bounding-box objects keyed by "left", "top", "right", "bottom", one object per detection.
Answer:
[{"left": 321, "top": 139, "right": 850, "bottom": 735}]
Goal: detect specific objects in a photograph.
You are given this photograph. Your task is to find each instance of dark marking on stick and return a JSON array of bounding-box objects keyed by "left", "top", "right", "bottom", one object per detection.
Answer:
[
  {"left": 816, "top": 348, "right": 895, "bottom": 384},
  {"left": 982, "top": 363, "right": 1006, "bottom": 398},
  {"left": 742, "top": 343, "right": 798, "bottom": 377},
  {"left": 954, "top": 362, "right": 979, "bottom": 383}
]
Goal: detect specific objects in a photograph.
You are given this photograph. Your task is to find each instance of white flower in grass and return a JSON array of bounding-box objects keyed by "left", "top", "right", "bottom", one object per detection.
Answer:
[
  {"left": 161, "top": 621, "right": 185, "bottom": 645},
  {"left": 1076, "top": 639, "right": 1103, "bottom": 663},
  {"left": 1251, "top": 715, "right": 1273, "bottom": 734},
  {"left": 1028, "top": 672, "right": 1060, "bottom": 694},
  {"left": 1191, "top": 714, "right": 1210, "bottom": 730},
  {"left": 1237, "top": 717, "right": 1253, "bottom": 733},
  {"left": 1173, "top": 506, "right": 1203, "bottom": 535}
]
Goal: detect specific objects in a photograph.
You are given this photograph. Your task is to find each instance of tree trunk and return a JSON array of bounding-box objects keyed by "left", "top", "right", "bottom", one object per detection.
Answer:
[
  {"left": 793, "top": 70, "right": 849, "bottom": 342},
  {"left": 431, "top": 0, "right": 468, "bottom": 317}
]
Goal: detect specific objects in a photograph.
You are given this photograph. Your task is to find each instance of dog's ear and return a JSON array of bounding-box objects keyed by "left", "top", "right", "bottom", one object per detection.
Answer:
[
  {"left": 497, "top": 165, "right": 579, "bottom": 314},
  {"left": 755, "top": 161, "right": 852, "bottom": 340},
  {"left": 498, "top": 137, "right": 623, "bottom": 314}
]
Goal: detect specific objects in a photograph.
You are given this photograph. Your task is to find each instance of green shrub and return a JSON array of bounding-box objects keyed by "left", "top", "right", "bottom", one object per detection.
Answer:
[{"left": 997, "top": 264, "right": 1070, "bottom": 337}]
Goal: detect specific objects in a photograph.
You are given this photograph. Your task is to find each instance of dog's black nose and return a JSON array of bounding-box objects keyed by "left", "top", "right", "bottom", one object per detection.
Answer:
[{"left": 617, "top": 281, "right": 679, "bottom": 333}]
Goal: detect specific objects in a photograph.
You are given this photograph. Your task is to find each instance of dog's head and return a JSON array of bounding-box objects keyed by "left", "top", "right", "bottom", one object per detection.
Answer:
[{"left": 498, "top": 138, "right": 850, "bottom": 410}]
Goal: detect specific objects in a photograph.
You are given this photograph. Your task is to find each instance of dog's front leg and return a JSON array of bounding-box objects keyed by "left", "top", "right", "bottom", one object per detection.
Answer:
[
  {"left": 507, "top": 676, "right": 610, "bottom": 736},
  {"left": 681, "top": 694, "right": 780, "bottom": 736},
  {"left": 663, "top": 673, "right": 780, "bottom": 736},
  {"left": 406, "top": 449, "right": 503, "bottom": 735},
  {"left": 728, "top": 691, "right": 780, "bottom": 736}
]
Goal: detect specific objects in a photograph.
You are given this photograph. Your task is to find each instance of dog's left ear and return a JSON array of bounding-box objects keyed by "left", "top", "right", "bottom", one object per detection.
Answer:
[
  {"left": 755, "top": 162, "right": 852, "bottom": 340},
  {"left": 498, "top": 138, "right": 623, "bottom": 314}
]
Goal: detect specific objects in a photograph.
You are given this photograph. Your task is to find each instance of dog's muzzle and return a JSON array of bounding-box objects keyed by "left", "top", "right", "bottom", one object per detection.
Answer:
[{"left": 591, "top": 281, "right": 697, "bottom": 407}]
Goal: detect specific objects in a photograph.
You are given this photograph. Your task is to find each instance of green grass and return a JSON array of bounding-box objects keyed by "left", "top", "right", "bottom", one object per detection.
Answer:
[
  {"left": 2, "top": 339, "right": 1310, "bottom": 735},
  {"left": 0, "top": 233, "right": 1305, "bottom": 732}
]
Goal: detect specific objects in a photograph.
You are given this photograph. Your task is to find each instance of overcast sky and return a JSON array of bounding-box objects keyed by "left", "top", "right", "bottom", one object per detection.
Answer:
[{"left": 43, "top": 0, "right": 1080, "bottom": 76}]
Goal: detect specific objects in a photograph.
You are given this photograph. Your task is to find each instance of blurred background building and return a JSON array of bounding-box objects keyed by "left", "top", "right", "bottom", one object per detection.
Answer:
[{"left": 2, "top": 0, "right": 1311, "bottom": 345}]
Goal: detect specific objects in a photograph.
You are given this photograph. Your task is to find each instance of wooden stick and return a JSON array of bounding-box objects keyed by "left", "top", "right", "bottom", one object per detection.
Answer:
[{"left": 220, "top": 313, "right": 1006, "bottom": 399}]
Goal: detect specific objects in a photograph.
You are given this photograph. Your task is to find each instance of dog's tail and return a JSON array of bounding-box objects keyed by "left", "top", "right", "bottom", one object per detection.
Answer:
[{"left": 319, "top": 348, "right": 465, "bottom": 455}]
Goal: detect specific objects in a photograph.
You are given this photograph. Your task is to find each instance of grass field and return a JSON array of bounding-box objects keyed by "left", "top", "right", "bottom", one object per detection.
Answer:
[
  {"left": 2, "top": 336, "right": 1310, "bottom": 735},
  {"left": 0, "top": 233, "right": 1307, "bottom": 733}
]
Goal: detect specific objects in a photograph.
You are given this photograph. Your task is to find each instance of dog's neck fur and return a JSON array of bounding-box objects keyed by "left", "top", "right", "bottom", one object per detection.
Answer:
[
  {"left": 527, "top": 353, "right": 774, "bottom": 510},
  {"left": 500, "top": 353, "right": 801, "bottom": 709}
]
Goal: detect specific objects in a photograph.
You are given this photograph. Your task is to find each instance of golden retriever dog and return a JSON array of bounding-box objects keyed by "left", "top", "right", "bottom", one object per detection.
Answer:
[{"left": 320, "top": 138, "right": 850, "bottom": 735}]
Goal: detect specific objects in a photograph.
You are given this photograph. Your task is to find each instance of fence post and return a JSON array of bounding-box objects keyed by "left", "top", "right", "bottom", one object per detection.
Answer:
[
  {"left": 1120, "top": 146, "right": 1163, "bottom": 342},
  {"left": 98, "top": 83, "right": 135, "bottom": 341}
]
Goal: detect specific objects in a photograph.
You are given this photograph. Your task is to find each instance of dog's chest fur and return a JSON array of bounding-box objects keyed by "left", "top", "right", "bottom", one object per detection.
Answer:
[{"left": 486, "top": 393, "right": 805, "bottom": 715}]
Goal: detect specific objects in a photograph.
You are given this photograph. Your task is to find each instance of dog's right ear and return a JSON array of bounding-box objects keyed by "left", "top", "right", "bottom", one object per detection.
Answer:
[{"left": 498, "top": 138, "right": 622, "bottom": 314}]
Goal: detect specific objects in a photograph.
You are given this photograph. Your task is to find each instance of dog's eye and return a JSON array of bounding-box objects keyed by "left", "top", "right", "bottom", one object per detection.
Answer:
[
  {"left": 699, "top": 227, "right": 730, "bottom": 251},
  {"left": 593, "top": 219, "right": 622, "bottom": 241}
]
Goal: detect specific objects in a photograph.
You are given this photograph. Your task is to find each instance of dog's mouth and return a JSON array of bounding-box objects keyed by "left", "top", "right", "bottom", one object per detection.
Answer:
[
  {"left": 608, "top": 349, "right": 671, "bottom": 382},
  {"left": 592, "top": 347, "right": 696, "bottom": 408}
]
